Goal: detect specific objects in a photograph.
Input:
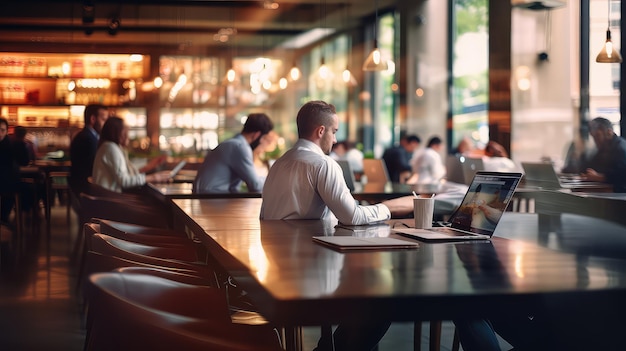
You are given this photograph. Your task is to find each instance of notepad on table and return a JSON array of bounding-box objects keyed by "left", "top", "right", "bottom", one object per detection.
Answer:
[{"left": 312, "top": 236, "right": 419, "bottom": 251}]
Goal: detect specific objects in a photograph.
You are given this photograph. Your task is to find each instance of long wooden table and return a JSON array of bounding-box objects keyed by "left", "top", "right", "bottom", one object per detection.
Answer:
[{"left": 171, "top": 197, "right": 626, "bottom": 350}]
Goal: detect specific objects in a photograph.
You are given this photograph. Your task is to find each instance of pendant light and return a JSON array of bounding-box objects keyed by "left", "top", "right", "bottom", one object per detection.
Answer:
[
  {"left": 596, "top": 0, "right": 622, "bottom": 63},
  {"left": 342, "top": 3, "right": 355, "bottom": 84},
  {"left": 363, "top": 0, "right": 388, "bottom": 71}
]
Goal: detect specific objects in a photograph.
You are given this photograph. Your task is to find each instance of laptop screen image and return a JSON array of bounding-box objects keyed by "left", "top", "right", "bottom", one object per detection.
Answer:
[{"left": 446, "top": 171, "right": 523, "bottom": 236}]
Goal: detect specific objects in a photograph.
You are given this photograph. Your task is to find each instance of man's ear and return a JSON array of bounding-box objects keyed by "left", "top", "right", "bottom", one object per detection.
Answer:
[{"left": 316, "top": 125, "right": 326, "bottom": 139}]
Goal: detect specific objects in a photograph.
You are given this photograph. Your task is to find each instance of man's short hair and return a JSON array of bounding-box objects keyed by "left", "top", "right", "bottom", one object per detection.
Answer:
[
  {"left": 589, "top": 117, "right": 613, "bottom": 132},
  {"left": 0, "top": 117, "right": 8, "bottom": 129},
  {"left": 84, "top": 104, "right": 107, "bottom": 126},
  {"left": 242, "top": 113, "right": 274, "bottom": 135},
  {"left": 405, "top": 134, "right": 421, "bottom": 144},
  {"left": 427, "top": 136, "right": 442, "bottom": 148},
  {"left": 14, "top": 126, "right": 27, "bottom": 139},
  {"left": 296, "top": 100, "right": 337, "bottom": 138}
]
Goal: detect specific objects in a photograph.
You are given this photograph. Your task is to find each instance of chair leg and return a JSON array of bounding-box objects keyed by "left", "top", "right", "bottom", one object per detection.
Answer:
[
  {"left": 413, "top": 321, "right": 422, "bottom": 351},
  {"left": 429, "top": 320, "right": 442, "bottom": 351}
]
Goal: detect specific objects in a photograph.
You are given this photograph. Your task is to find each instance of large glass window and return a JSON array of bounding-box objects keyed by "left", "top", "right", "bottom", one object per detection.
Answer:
[
  {"left": 451, "top": 0, "right": 489, "bottom": 150},
  {"left": 589, "top": 0, "right": 621, "bottom": 134}
]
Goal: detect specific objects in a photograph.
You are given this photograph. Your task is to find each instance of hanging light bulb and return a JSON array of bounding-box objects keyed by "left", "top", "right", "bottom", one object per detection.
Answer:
[
  {"left": 317, "top": 57, "right": 331, "bottom": 80},
  {"left": 342, "top": 67, "right": 352, "bottom": 83},
  {"left": 596, "top": 28, "right": 623, "bottom": 63},
  {"left": 226, "top": 68, "right": 236, "bottom": 83},
  {"left": 363, "top": 40, "right": 388, "bottom": 71},
  {"left": 289, "top": 64, "right": 301, "bottom": 81},
  {"left": 596, "top": 0, "right": 622, "bottom": 63},
  {"left": 363, "top": 0, "right": 388, "bottom": 71}
]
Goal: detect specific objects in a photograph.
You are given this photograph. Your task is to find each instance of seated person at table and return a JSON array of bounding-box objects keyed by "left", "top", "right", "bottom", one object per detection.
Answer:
[
  {"left": 69, "top": 104, "right": 109, "bottom": 195},
  {"left": 580, "top": 117, "right": 626, "bottom": 192},
  {"left": 261, "top": 100, "right": 414, "bottom": 350},
  {"left": 382, "top": 133, "right": 421, "bottom": 183},
  {"left": 482, "top": 141, "right": 520, "bottom": 173},
  {"left": 193, "top": 113, "right": 274, "bottom": 194},
  {"left": 92, "top": 116, "right": 170, "bottom": 193},
  {"left": 253, "top": 130, "right": 279, "bottom": 187},
  {"left": 407, "top": 135, "right": 446, "bottom": 184},
  {"left": 0, "top": 117, "right": 19, "bottom": 224}
]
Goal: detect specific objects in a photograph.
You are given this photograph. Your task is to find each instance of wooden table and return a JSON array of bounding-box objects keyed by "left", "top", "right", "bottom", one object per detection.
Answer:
[
  {"left": 171, "top": 197, "right": 626, "bottom": 350},
  {"left": 533, "top": 190, "right": 626, "bottom": 226},
  {"left": 145, "top": 182, "right": 262, "bottom": 204}
]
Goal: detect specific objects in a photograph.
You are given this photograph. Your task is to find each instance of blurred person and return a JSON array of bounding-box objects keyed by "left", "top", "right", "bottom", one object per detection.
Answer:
[
  {"left": 261, "top": 100, "right": 414, "bottom": 351},
  {"left": 482, "top": 141, "right": 519, "bottom": 173},
  {"left": 580, "top": 117, "right": 626, "bottom": 192},
  {"left": 10, "top": 126, "right": 40, "bottom": 213},
  {"left": 408, "top": 136, "right": 446, "bottom": 184},
  {"left": 69, "top": 104, "right": 109, "bottom": 195},
  {"left": 382, "top": 134, "right": 421, "bottom": 183},
  {"left": 0, "top": 117, "right": 19, "bottom": 224},
  {"left": 331, "top": 140, "right": 364, "bottom": 173},
  {"left": 194, "top": 113, "right": 274, "bottom": 194},
  {"left": 92, "top": 116, "right": 169, "bottom": 193},
  {"left": 253, "top": 130, "right": 279, "bottom": 186},
  {"left": 11, "top": 126, "right": 36, "bottom": 166}
]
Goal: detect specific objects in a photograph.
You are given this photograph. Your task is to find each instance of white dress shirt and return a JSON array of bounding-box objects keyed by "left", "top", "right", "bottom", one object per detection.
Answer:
[
  {"left": 260, "top": 139, "right": 390, "bottom": 225},
  {"left": 412, "top": 147, "right": 446, "bottom": 183},
  {"left": 92, "top": 141, "right": 145, "bottom": 193}
]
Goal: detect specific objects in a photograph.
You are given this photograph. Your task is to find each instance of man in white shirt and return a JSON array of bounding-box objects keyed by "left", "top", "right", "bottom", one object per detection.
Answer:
[
  {"left": 261, "top": 100, "right": 412, "bottom": 225},
  {"left": 260, "top": 100, "right": 413, "bottom": 350},
  {"left": 409, "top": 136, "right": 446, "bottom": 184}
]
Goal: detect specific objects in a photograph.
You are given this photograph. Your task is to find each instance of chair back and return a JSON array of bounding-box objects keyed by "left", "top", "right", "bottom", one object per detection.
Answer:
[
  {"left": 91, "top": 233, "right": 200, "bottom": 263},
  {"left": 79, "top": 193, "right": 170, "bottom": 228},
  {"left": 86, "top": 272, "right": 282, "bottom": 351},
  {"left": 362, "top": 159, "right": 390, "bottom": 183}
]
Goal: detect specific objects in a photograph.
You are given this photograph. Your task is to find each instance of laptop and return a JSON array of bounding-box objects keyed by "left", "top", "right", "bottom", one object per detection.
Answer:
[
  {"left": 169, "top": 160, "right": 187, "bottom": 178},
  {"left": 337, "top": 160, "right": 357, "bottom": 191},
  {"left": 445, "top": 155, "right": 484, "bottom": 185},
  {"left": 521, "top": 162, "right": 604, "bottom": 190},
  {"left": 460, "top": 157, "right": 485, "bottom": 185},
  {"left": 362, "top": 159, "right": 390, "bottom": 183},
  {"left": 392, "top": 171, "right": 523, "bottom": 241}
]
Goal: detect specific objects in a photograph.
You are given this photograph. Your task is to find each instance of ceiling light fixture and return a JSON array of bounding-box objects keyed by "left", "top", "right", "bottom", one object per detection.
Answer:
[
  {"left": 596, "top": 0, "right": 622, "bottom": 63},
  {"left": 363, "top": 0, "right": 388, "bottom": 71}
]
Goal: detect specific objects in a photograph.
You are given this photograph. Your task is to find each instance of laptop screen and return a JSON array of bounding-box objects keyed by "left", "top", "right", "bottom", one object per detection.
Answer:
[{"left": 448, "top": 171, "right": 522, "bottom": 236}]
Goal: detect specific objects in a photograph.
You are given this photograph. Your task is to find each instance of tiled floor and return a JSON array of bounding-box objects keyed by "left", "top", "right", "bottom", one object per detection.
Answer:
[{"left": 0, "top": 202, "right": 507, "bottom": 351}]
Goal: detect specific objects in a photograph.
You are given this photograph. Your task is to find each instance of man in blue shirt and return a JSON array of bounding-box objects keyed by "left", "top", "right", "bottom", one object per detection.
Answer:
[
  {"left": 581, "top": 117, "right": 626, "bottom": 192},
  {"left": 193, "top": 113, "right": 274, "bottom": 193}
]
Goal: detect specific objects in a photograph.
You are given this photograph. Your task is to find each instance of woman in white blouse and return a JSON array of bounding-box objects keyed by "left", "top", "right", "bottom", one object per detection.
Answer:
[{"left": 92, "top": 116, "right": 170, "bottom": 192}]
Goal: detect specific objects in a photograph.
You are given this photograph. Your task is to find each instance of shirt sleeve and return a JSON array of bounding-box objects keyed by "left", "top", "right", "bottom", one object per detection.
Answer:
[
  {"left": 316, "top": 159, "right": 390, "bottom": 225},
  {"left": 230, "top": 140, "right": 263, "bottom": 193}
]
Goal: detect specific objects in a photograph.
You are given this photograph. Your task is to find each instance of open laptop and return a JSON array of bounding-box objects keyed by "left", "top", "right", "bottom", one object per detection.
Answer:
[
  {"left": 362, "top": 159, "right": 390, "bottom": 183},
  {"left": 521, "top": 162, "right": 604, "bottom": 190},
  {"left": 392, "top": 171, "right": 523, "bottom": 241},
  {"left": 337, "top": 160, "right": 357, "bottom": 191}
]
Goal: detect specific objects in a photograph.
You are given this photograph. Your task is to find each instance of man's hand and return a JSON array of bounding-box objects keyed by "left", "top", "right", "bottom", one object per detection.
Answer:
[{"left": 581, "top": 168, "right": 606, "bottom": 182}]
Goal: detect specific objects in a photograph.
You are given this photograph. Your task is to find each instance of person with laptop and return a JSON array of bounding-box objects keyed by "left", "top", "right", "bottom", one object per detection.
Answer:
[
  {"left": 193, "top": 113, "right": 274, "bottom": 194},
  {"left": 261, "top": 100, "right": 415, "bottom": 350},
  {"left": 580, "top": 117, "right": 626, "bottom": 192}
]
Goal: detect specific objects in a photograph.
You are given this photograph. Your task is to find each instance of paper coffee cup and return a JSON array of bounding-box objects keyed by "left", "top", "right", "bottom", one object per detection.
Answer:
[{"left": 413, "top": 197, "right": 435, "bottom": 229}]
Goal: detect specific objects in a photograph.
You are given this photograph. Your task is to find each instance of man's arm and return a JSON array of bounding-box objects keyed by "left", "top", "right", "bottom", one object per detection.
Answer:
[{"left": 381, "top": 196, "right": 414, "bottom": 217}]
